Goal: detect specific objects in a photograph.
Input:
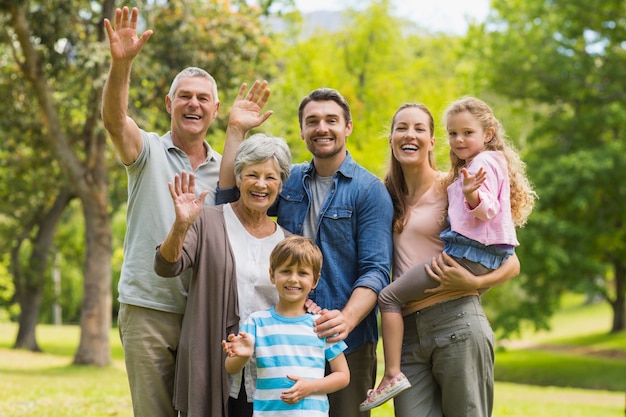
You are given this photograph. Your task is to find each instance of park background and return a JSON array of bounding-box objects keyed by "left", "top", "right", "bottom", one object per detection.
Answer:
[{"left": 0, "top": 0, "right": 624, "bottom": 415}]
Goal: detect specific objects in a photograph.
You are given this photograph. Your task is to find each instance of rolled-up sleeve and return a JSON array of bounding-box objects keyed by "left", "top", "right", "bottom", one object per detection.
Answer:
[
  {"left": 153, "top": 221, "right": 199, "bottom": 278},
  {"left": 353, "top": 179, "right": 393, "bottom": 295},
  {"left": 154, "top": 244, "right": 186, "bottom": 277},
  {"left": 215, "top": 184, "right": 240, "bottom": 205}
]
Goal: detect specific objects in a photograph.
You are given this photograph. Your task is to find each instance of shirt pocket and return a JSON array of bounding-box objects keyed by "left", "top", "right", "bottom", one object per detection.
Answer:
[
  {"left": 320, "top": 206, "right": 353, "bottom": 244},
  {"left": 279, "top": 186, "right": 305, "bottom": 203},
  {"left": 277, "top": 188, "right": 306, "bottom": 232}
]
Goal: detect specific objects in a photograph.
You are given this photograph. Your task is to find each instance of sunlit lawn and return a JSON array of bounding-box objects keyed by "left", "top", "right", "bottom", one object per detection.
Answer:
[
  {"left": 0, "top": 325, "right": 131, "bottom": 417},
  {"left": 1, "top": 295, "right": 625, "bottom": 417}
]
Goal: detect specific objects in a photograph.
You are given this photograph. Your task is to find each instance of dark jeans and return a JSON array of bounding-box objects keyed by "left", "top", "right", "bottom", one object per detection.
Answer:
[{"left": 228, "top": 369, "right": 253, "bottom": 417}]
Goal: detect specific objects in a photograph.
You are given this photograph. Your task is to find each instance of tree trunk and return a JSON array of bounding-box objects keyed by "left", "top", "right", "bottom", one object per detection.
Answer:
[
  {"left": 73, "top": 194, "right": 112, "bottom": 366},
  {"left": 13, "top": 188, "right": 74, "bottom": 351},
  {"left": 10, "top": 2, "right": 113, "bottom": 366},
  {"left": 10, "top": 231, "right": 41, "bottom": 352},
  {"left": 14, "top": 285, "right": 43, "bottom": 351},
  {"left": 610, "top": 260, "right": 625, "bottom": 333}
]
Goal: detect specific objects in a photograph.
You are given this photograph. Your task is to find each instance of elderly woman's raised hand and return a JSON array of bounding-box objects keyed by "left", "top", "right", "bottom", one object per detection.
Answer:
[
  {"left": 104, "top": 6, "right": 153, "bottom": 63},
  {"left": 227, "top": 80, "right": 273, "bottom": 134},
  {"left": 168, "top": 171, "right": 209, "bottom": 227}
]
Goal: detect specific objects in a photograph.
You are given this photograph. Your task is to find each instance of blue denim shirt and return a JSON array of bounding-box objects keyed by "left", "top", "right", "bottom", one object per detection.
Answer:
[
  {"left": 219, "top": 151, "right": 393, "bottom": 353},
  {"left": 270, "top": 153, "right": 393, "bottom": 353}
]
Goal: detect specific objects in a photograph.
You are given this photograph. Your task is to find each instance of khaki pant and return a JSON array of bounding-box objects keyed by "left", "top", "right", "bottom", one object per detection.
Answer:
[
  {"left": 393, "top": 296, "right": 495, "bottom": 417},
  {"left": 327, "top": 342, "right": 377, "bottom": 417},
  {"left": 118, "top": 303, "right": 183, "bottom": 417}
]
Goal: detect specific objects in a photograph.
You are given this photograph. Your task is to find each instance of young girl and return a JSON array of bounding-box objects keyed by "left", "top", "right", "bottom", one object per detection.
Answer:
[{"left": 360, "top": 97, "right": 536, "bottom": 411}]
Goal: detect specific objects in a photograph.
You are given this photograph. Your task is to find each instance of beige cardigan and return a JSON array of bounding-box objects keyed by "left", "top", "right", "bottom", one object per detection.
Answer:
[{"left": 154, "top": 205, "right": 238, "bottom": 417}]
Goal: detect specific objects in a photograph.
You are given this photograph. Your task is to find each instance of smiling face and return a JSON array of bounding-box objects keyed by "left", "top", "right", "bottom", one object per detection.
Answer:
[
  {"left": 446, "top": 110, "right": 493, "bottom": 162},
  {"left": 270, "top": 259, "right": 319, "bottom": 307},
  {"left": 300, "top": 100, "right": 353, "bottom": 163},
  {"left": 165, "top": 76, "right": 219, "bottom": 143},
  {"left": 389, "top": 106, "right": 435, "bottom": 169},
  {"left": 236, "top": 159, "right": 282, "bottom": 214}
]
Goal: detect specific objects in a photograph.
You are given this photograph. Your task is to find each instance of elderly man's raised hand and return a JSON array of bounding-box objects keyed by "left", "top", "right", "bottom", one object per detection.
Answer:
[
  {"left": 227, "top": 80, "right": 273, "bottom": 134},
  {"left": 104, "top": 6, "right": 153, "bottom": 63}
]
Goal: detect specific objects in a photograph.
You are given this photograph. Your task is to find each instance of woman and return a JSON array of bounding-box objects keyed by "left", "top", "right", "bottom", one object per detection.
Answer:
[
  {"left": 154, "top": 133, "right": 292, "bottom": 417},
  {"left": 381, "top": 104, "right": 520, "bottom": 417}
]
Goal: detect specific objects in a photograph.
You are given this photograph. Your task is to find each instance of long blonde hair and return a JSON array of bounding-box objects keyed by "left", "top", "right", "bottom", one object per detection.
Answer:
[{"left": 443, "top": 97, "right": 537, "bottom": 227}]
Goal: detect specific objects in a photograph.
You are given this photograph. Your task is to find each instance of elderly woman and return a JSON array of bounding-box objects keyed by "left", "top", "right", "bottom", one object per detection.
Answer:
[{"left": 154, "top": 133, "right": 292, "bottom": 417}]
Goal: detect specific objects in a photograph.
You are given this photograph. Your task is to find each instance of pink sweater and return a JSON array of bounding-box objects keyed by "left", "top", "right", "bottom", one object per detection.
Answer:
[{"left": 447, "top": 151, "right": 518, "bottom": 247}]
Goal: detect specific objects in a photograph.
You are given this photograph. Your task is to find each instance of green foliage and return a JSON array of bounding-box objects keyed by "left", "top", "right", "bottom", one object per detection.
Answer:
[
  {"left": 475, "top": 0, "right": 626, "bottom": 331},
  {"left": 266, "top": 0, "right": 469, "bottom": 176},
  {"left": 129, "top": 0, "right": 276, "bottom": 137},
  {"left": 42, "top": 201, "right": 86, "bottom": 324},
  {"left": 0, "top": 0, "right": 278, "bottom": 338},
  {"left": 0, "top": 0, "right": 109, "bottom": 340},
  {"left": 0, "top": 255, "right": 17, "bottom": 322},
  {"left": 110, "top": 204, "right": 127, "bottom": 321},
  {"left": 4, "top": 0, "right": 624, "bottom": 339}
]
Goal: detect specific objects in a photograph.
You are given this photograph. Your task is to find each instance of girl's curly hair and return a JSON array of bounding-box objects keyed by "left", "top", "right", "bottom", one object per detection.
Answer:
[{"left": 442, "top": 97, "right": 537, "bottom": 227}]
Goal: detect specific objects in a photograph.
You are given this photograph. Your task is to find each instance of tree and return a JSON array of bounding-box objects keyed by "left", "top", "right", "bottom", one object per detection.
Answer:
[
  {"left": 478, "top": 0, "right": 626, "bottom": 332},
  {"left": 0, "top": 34, "right": 76, "bottom": 348},
  {"left": 267, "top": 0, "right": 468, "bottom": 174},
  {"left": 1, "top": 0, "right": 116, "bottom": 365},
  {"left": 0, "top": 0, "right": 278, "bottom": 364},
  {"left": 10, "top": 188, "right": 75, "bottom": 351}
]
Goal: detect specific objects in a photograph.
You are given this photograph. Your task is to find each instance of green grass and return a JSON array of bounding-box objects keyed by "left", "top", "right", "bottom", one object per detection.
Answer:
[
  {"left": 505, "top": 293, "right": 618, "bottom": 345},
  {"left": 495, "top": 293, "right": 626, "bottom": 392},
  {"left": 0, "top": 325, "right": 130, "bottom": 417},
  {"left": 1, "top": 295, "right": 625, "bottom": 417},
  {"left": 495, "top": 348, "right": 625, "bottom": 391},
  {"left": 369, "top": 382, "right": 624, "bottom": 417}
]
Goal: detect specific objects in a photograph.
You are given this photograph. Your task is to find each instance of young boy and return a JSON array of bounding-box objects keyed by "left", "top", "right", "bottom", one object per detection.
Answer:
[{"left": 222, "top": 236, "right": 350, "bottom": 416}]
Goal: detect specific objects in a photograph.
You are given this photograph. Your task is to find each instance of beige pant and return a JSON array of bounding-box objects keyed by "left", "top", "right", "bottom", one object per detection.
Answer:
[
  {"left": 118, "top": 303, "right": 183, "bottom": 417},
  {"left": 327, "top": 342, "right": 377, "bottom": 417}
]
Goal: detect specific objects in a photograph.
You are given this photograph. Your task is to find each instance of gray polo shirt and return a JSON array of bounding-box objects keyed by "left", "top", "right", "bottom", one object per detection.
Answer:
[{"left": 117, "top": 130, "right": 221, "bottom": 314}]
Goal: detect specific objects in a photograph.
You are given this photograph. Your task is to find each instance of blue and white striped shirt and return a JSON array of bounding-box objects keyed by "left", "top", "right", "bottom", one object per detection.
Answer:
[{"left": 241, "top": 307, "right": 347, "bottom": 417}]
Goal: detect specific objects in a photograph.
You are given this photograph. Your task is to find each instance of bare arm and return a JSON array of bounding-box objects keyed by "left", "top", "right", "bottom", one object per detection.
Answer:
[
  {"left": 222, "top": 332, "right": 253, "bottom": 374},
  {"left": 280, "top": 353, "right": 350, "bottom": 405},
  {"left": 219, "top": 80, "right": 272, "bottom": 189},
  {"left": 158, "top": 172, "right": 208, "bottom": 262},
  {"left": 424, "top": 252, "right": 520, "bottom": 294},
  {"left": 101, "top": 7, "right": 153, "bottom": 165}
]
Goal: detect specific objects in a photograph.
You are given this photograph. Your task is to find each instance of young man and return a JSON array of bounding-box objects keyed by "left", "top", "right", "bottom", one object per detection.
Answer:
[{"left": 218, "top": 88, "right": 393, "bottom": 417}]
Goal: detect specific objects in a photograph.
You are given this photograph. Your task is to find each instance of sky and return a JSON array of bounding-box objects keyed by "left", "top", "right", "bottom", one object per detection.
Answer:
[{"left": 293, "top": 0, "right": 490, "bottom": 35}]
